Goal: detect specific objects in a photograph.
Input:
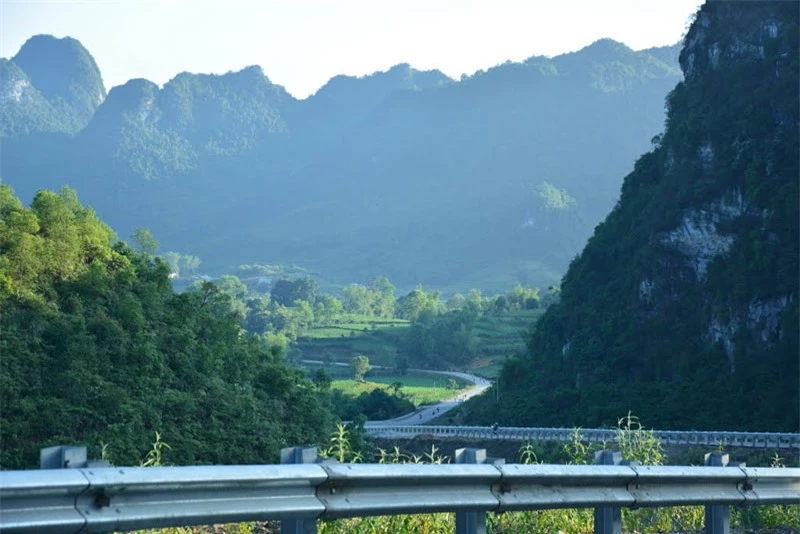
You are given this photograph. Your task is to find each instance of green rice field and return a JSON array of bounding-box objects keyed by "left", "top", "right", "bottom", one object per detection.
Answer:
[
  {"left": 296, "top": 309, "right": 544, "bottom": 378},
  {"left": 330, "top": 372, "right": 468, "bottom": 406}
]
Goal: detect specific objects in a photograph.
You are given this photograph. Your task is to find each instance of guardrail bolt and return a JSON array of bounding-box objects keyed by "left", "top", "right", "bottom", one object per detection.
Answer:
[
  {"left": 280, "top": 447, "right": 318, "bottom": 534},
  {"left": 94, "top": 491, "right": 111, "bottom": 508},
  {"left": 704, "top": 453, "right": 730, "bottom": 534},
  {"left": 594, "top": 450, "right": 622, "bottom": 534}
]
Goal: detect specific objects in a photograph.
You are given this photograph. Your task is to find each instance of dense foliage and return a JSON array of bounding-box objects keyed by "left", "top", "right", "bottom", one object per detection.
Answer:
[
  {"left": 2, "top": 36, "right": 681, "bottom": 293},
  {"left": 329, "top": 388, "right": 415, "bottom": 421},
  {"left": 467, "top": 1, "right": 799, "bottom": 431},
  {"left": 0, "top": 186, "right": 334, "bottom": 468},
  {"left": 195, "top": 266, "right": 549, "bottom": 374}
]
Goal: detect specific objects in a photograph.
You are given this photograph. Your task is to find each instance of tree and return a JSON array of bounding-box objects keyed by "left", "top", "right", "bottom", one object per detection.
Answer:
[
  {"left": 396, "top": 285, "right": 440, "bottom": 321},
  {"left": 313, "top": 368, "right": 332, "bottom": 391},
  {"left": 291, "top": 277, "right": 319, "bottom": 305},
  {"left": 0, "top": 187, "right": 335, "bottom": 469},
  {"left": 180, "top": 255, "right": 201, "bottom": 275},
  {"left": 343, "top": 284, "right": 371, "bottom": 315},
  {"left": 216, "top": 275, "right": 248, "bottom": 301},
  {"left": 161, "top": 252, "right": 181, "bottom": 276},
  {"left": 131, "top": 227, "right": 158, "bottom": 256},
  {"left": 465, "top": 289, "right": 484, "bottom": 313},
  {"left": 351, "top": 355, "right": 371, "bottom": 382},
  {"left": 270, "top": 280, "right": 295, "bottom": 307},
  {"left": 271, "top": 277, "right": 318, "bottom": 307},
  {"left": 369, "top": 276, "right": 395, "bottom": 318},
  {"left": 506, "top": 283, "right": 540, "bottom": 311},
  {"left": 314, "top": 295, "right": 343, "bottom": 325},
  {"left": 446, "top": 293, "right": 466, "bottom": 310},
  {"left": 244, "top": 297, "right": 270, "bottom": 333}
]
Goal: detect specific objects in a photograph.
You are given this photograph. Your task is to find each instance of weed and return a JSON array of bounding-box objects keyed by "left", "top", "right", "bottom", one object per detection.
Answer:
[{"left": 140, "top": 432, "right": 171, "bottom": 467}]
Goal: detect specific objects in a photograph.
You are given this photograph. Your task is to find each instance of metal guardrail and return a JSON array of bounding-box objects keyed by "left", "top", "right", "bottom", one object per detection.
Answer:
[
  {"left": 2, "top": 459, "right": 798, "bottom": 533},
  {"left": 364, "top": 425, "right": 800, "bottom": 448}
]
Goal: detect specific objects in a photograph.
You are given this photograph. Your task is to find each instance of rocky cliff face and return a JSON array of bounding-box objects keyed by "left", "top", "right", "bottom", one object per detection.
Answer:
[
  {"left": 477, "top": 0, "right": 798, "bottom": 431},
  {"left": 653, "top": 0, "right": 797, "bottom": 376}
]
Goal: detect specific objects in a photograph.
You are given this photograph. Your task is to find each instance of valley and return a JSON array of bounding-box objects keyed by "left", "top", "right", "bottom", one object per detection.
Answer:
[{"left": 0, "top": 1, "right": 798, "bottom": 531}]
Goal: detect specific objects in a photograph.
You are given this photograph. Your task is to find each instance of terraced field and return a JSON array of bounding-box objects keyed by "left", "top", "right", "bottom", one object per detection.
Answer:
[
  {"left": 295, "top": 310, "right": 544, "bottom": 378},
  {"left": 295, "top": 316, "right": 408, "bottom": 368},
  {"left": 470, "top": 309, "right": 544, "bottom": 377}
]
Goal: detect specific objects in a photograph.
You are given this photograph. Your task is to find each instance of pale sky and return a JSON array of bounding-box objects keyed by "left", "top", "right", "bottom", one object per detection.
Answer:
[{"left": 0, "top": 0, "right": 703, "bottom": 99}]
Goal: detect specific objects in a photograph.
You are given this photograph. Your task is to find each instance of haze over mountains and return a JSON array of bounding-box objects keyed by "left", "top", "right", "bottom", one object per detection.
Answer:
[
  {"left": 2, "top": 34, "right": 681, "bottom": 292},
  {"left": 1, "top": 1, "right": 797, "bottom": 475},
  {"left": 468, "top": 0, "right": 799, "bottom": 431}
]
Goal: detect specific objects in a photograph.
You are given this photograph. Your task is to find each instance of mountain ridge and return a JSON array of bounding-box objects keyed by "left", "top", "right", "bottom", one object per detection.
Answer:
[{"left": 2, "top": 35, "right": 682, "bottom": 293}]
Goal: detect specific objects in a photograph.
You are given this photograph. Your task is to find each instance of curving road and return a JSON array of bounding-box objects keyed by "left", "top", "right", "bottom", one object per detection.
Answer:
[
  {"left": 364, "top": 370, "right": 491, "bottom": 427},
  {"left": 299, "top": 360, "right": 491, "bottom": 426},
  {"left": 301, "top": 361, "right": 800, "bottom": 449}
]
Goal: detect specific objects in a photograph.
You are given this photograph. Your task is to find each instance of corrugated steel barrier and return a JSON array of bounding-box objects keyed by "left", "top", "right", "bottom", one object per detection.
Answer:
[
  {"left": 1, "top": 455, "right": 798, "bottom": 533},
  {"left": 363, "top": 424, "right": 800, "bottom": 449}
]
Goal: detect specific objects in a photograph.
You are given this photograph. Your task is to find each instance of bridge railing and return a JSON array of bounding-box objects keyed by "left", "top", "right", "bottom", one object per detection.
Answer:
[
  {"left": 1, "top": 447, "right": 798, "bottom": 534},
  {"left": 363, "top": 425, "right": 800, "bottom": 448}
]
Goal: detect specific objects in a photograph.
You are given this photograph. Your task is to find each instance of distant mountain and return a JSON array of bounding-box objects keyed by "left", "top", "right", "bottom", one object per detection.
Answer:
[
  {"left": 1, "top": 36, "right": 681, "bottom": 293},
  {"left": 297, "top": 63, "right": 453, "bottom": 134},
  {"left": 466, "top": 0, "right": 799, "bottom": 431},
  {"left": 0, "top": 35, "right": 105, "bottom": 136},
  {"left": 642, "top": 43, "right": 683, "bottom": 66}
]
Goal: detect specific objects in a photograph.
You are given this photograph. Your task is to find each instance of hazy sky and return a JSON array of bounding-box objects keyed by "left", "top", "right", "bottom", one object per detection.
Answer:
[{"left": 1, "top": 0, "right": 703, "bottom": 99}]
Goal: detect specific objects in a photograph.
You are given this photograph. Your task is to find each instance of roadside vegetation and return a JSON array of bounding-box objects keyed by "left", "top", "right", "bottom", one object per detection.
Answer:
[
  {"left": 319, "top": 414, "right": 799, "bottom": 534},
  {"left": 0, "top": 186, "right": 333, "bottom": 469},
  {"left": 128, "top": 415, "right": 799, "bottom": 533}
]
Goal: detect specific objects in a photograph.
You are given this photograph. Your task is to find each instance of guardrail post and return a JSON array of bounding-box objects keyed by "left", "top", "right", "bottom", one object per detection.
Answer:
[
  {"left": 704, "top": 453, "right": 730, "bottom": 534},
  {"left": 455, "top": 448, "right": 488, "bottom": 534},
  {"left": 593, "top": 450, "right": 622, "bottom": 534},
  {"left": 40, "top": 445, "right": 111, "bottom": 469},
  {"left": 280, "top": 447, "right": 319, "bottom": 534},
  {"left": 40, "top": 445, "right": 87, "bottom": 469}
]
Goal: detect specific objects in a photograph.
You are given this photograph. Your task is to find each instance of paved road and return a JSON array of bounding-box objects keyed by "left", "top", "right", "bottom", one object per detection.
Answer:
[
  {"left": 365, "top": 370, "right": 491, "bottom": 427},
  {"left": 299, "top": 360, "right": 491, "bottom": 426}
]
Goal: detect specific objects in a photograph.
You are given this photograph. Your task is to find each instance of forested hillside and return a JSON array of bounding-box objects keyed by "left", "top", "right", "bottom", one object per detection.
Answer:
[
  {"left": 0, "top": 186, "right": 333, "bottom": 468},
  {"left": 467, "top": 0, "right": 799, "bottom": 431},
  {"left": 1, "top": 35, "right": 105, "bottom": 136},
  {"left": 2, "top": 35, "right": 681, "bottom": 292}
]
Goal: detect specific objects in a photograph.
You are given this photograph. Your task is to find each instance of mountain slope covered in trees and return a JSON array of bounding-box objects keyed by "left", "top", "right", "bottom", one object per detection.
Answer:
[
  {"left": 467, "top": 0, "right": 799, "bottom": 431},
  {"left": 2, "top": 36, "right": 681, "bottom": 292},
  {"left": 1, "top": 35, "right": 105, "bottom": 136},
  {"left": 0, "top": 185, "right": 333, "bottom": 468}
]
